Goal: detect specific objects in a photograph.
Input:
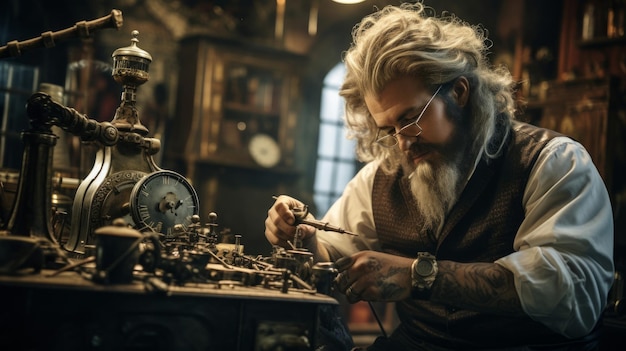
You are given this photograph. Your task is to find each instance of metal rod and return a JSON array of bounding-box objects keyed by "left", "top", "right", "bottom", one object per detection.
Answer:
[
  {"left": 0, "top": 9, "right": 123, "bottom": 59},
  {"left": 271, "top": 196, "right": 358, "bottom": 236}
]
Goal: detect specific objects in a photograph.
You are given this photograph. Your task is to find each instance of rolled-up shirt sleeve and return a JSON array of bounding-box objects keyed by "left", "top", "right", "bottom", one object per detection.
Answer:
[{"left": 496, "top": 137, "right": 615, "bottom": 338}]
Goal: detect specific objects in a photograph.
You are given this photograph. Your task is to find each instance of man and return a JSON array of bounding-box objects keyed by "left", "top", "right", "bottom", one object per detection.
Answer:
[{"left": 265, "top": 3, "right": 614, "bottom": 350}]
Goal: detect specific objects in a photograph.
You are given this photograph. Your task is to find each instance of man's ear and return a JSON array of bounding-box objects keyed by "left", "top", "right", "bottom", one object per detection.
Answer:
[{"left": 452, "top": 76, "right": 470, "bottom": 107}]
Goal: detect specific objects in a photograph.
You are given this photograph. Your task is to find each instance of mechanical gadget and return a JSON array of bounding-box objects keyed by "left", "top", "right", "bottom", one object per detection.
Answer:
[
  {"left": 63, "top": 29, "right": 161, "bottom": 256},
  {"left": 0, "top": 12, "right": 354, "bottom": 351}
]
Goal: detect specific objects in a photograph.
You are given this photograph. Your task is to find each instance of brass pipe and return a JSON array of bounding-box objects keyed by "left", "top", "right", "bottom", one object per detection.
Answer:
[{"left": 0, "top": 9, "right": 123, "bottom": 59}]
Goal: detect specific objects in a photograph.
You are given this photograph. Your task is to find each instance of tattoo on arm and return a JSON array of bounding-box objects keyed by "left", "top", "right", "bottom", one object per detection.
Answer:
[
  {"left": 366, "top": 257, "right": 407, "bottom": 300},
  {"left": 377, "top": 265, "right": 407, "bottom": 299},
  {"left": 432, "top": 260, "right": 524, "bottom": 315}
]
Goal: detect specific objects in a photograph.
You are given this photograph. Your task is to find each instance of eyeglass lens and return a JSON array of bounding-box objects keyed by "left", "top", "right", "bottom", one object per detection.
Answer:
[{"left": 375, "top": 85, "right": 442, "bottom": 147}]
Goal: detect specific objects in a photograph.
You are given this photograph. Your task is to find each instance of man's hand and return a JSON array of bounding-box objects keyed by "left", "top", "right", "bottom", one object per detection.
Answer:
[
  {"left": 264, "top": 195, "right": 316, "bottom": 248},
  {"left": 334, "top": 250, "right": 414, "bottom": 303}
]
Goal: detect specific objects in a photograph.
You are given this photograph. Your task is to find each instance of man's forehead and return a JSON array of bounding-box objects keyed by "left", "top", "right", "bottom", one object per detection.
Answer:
[{"left": 365, "top": 77, "right": 429, "bottom": 120}]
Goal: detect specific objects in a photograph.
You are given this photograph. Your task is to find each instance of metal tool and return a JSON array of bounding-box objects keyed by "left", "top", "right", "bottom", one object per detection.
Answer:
[{"left": 291, "top": 204, "right": 357, "bottom": 236}]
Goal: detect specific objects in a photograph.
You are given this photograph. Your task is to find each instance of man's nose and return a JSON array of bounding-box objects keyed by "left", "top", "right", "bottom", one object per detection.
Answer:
[{"left": 396, "top": 134, "right": 414, "bottom": 152}]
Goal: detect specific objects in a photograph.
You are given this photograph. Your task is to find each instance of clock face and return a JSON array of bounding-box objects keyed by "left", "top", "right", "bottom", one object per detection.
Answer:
[
  {"left": 129, "top": 170, "right": 200, "bottom": 237},
  {"left": 249, "top": 133, "right": 281, "bottom": 168}
]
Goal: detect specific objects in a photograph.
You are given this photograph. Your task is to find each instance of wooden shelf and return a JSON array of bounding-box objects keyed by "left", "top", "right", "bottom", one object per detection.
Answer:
[{"left": 579, "top": 36, "right": 626, "bottom": 48}]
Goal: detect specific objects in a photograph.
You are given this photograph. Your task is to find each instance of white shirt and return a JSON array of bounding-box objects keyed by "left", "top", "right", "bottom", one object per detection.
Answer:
[{"left": 315, "top": 136, "right": 615, "bottom": 338}]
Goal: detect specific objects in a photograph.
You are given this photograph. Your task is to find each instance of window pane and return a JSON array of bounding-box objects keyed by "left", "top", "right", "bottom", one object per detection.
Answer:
[
  {"left": 338, "top": 132, "right": 356, "bottom": 158},
  {"left": 317, "top": 124, "right": 339, "bottom": 157},
  {"left": 314, "top": 62, "right": 357, "bottom": 218},
  {"left": 320, "top": 87, "right": 343, "bottom": 122},
  {"left": 323, "top": 63, "right": 346, "bottom": 87},
  {"left": 334, "top": 162, "right": 355, "bottom": 193},
  {"left": 314, "top": 193, "right": 332, "bottom": 217},
  {"left": 314, "top": 159, "right": 334, "bottom": 192}
]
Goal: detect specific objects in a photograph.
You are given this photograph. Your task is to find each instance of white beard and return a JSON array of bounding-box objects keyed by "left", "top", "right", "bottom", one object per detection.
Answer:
[{"left": 409, "top": 160, "right": 462, "bottom": 236}]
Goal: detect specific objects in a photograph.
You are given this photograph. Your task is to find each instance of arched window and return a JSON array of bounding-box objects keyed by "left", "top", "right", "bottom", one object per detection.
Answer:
[{"left": 313, "top": 63, "right": 357, "bottom": 216}]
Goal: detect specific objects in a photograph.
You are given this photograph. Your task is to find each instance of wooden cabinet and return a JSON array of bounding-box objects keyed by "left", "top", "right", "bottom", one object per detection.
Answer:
[
  {"left": 546, "top": 1, "right": 626, "bottom": 275},
  {"left": 166, "top": 36, "right": 305, "bottom": 254},
  {"left": 559, "top": 0, "right": 626, "bottom": 80},
  {"left": 525, "top": 1, "right": 626, "bottom": 205},
  {"left": 170, "top": 36, "right": 304, "bottom": 171},
  {"left": 522, "top": 77, "right": 625, "bottom": 201}
]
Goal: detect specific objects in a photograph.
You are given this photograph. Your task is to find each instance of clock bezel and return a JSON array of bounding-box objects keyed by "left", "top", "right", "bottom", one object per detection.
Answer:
[{"left": 128, "top": 170, "right": 200, "bottom": 236}]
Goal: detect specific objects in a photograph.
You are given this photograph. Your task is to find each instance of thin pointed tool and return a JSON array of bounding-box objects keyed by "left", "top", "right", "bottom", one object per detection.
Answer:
[
  {"left": 296, "top": 217, "right": 358, "bottom": 236},
  {"left": 272, "top": 196, "right": 358, "bottom": 236}
]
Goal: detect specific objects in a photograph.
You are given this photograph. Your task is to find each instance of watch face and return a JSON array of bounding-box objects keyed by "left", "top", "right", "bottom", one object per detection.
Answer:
[
  {"left": 416, "top": 259, "right": 434, "bottom": 276},
  {"left": 129, "top": 170, "right": 200, "bottom": 237}
]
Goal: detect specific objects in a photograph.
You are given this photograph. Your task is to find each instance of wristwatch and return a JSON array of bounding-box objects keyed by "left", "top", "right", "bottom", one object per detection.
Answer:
[{"left": 411, "top": 252, "right": 438, "bottom": 299}]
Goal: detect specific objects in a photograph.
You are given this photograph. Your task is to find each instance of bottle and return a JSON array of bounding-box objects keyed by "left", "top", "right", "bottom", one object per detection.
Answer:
[{"left": 582, "top": 2, "right": 596, "bottom": 40}]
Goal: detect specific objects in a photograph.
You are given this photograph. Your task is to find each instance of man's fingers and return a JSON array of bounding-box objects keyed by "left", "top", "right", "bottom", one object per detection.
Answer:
[
  {"left": 345, "top": 285, "right": 363, "bottom": 303},
  {"left": 334, "top": 256, "right": 356, "bottom": 293},
  {"left": 335, "top": 256, "right": 354, "bottom": 272}
]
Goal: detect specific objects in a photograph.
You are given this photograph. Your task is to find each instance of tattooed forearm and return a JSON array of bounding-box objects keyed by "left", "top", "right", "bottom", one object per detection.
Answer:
[{"left": 431, "top": 260, "right": 524, "bottom": 315}]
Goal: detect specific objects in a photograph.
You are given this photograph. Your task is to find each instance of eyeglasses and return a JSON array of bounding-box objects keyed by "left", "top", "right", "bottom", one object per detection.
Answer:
[{"left": 374, "top": 85, "right": 442, "bottom": 148}]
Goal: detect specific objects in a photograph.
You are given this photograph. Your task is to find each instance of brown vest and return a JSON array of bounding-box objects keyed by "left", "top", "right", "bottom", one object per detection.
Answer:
[{"left": 372, "top": 121, "right": 571, "bottom": 349}]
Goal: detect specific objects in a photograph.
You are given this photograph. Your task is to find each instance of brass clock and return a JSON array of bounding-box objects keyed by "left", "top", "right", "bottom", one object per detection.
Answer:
[{"left": 129, "top": 170, "right": 200, "bottom": 237}]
